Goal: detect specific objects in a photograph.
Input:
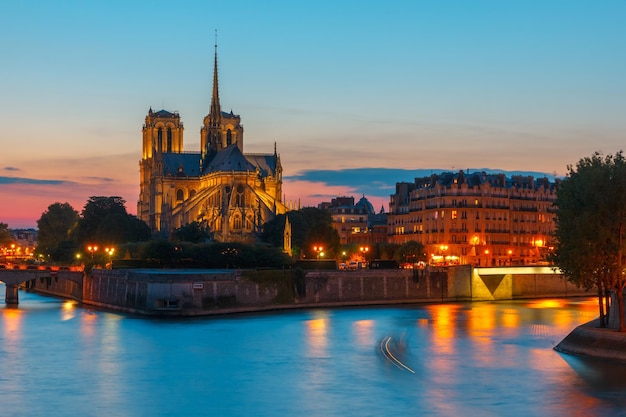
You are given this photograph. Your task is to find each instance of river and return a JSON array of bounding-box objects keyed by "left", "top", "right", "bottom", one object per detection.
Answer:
[{"left": 1, "top": 284, "right": 626, "bottom": 416}]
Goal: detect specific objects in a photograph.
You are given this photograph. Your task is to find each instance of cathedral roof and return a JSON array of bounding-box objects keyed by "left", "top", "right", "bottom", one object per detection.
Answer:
[
  {"left": 246, "top": 153, "right": 278, "bottom": 177},
  {"left": 152, "top": 109, "right": 179, "bottom": 118},
  {"left": 204, "top": 144, "right": 256, "bottom": 173},
  {"left": 162, "top": 153, "right": 201, "bottom": 177}
]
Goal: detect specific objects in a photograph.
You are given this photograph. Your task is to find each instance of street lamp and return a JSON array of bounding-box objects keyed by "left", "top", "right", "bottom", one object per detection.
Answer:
[
  {"left": 313, "top": 245, "right": 323, "bottom": 260},
  {"left": 87, "top": 245, "right": 98, "bottom": 260},
  {"left": 104, "top": 247, "right": 115, "bottom": 269}
]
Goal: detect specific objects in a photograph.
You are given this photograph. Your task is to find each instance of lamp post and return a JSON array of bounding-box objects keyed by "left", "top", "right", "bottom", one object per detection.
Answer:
[
  {"left": 508, "top": 249, "right": 513, "bottom": 266},
  {"left": 105, "top": 247, "right": 115, "bottom": 269},
  {"left": 87, "top": 245, "right": 98, "bottom": 261},
  {"left": 313, "top": 245, "right": 323, "bottom": 260}
]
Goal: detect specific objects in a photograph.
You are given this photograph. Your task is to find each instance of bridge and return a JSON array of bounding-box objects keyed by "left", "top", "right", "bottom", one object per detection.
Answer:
[{"left": 0, "top": 265, "right": 83, "bottom": 305}]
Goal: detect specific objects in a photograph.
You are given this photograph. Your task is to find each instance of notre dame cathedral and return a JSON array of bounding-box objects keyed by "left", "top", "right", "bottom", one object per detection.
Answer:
[{"left": 138, "top": 45, "right": 287, "bottom": 242}]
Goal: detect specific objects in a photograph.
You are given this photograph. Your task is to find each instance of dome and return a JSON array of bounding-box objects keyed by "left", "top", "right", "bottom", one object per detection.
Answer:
[{"left": 356, "top": 195, "right": 375, "bottom": 214}]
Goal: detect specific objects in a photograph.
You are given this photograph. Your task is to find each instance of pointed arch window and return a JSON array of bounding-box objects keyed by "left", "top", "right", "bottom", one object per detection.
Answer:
[
  {"left": 176, "top": 189, "right": 184, "bottom": 201},
  {"left": 245, "top": 215, "right": 254, "bottom": 231},
  {"left": 227, "top": 129, "right": 232, "bottom": 146},
  {"left": 167, "top": 128, "right": 173, "bottom": 152},
  {"left": 157, "top": 128, "right": 163, "bottom": 151},
  {"left": 233, "top": 214, "right": 242, "bottom": 230}
]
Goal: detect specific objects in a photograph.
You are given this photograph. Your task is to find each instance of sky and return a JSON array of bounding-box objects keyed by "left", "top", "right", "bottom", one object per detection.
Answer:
[{"left": 1, "top": 0, "right": 625, "bottom": 229}]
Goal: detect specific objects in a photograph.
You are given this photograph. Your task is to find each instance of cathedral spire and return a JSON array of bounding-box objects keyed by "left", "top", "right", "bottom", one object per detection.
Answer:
[{"left": 209, "top": 30, "right": 221, "bottom": 127}]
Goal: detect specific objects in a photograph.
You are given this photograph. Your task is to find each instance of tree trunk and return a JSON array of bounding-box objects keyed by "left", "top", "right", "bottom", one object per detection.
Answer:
[
  {"left": 604, "top": 288, "right": 611, "bottom": 327},
  {"left": 617, "top": 286, "right": 626, "bottom": 332},
  {"left": 597, "top": 276, "right": 606, "bottom": 327}
]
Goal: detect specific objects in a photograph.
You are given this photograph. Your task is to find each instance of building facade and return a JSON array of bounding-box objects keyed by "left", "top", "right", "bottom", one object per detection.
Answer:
[
  {"left": 388, "top": 171, "right": 558, "bottom": 266},
  {"left": 138, "top": 46, "right": 286, "bottom": 242},
  {"left": 319, "top": 195, "right": 387, "bottom": 247}
]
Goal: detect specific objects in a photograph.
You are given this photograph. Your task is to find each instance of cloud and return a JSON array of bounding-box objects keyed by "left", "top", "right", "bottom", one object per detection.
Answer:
[
  {"left": 0, "top": 176, "right": 72, "bottom": 185},
  {"left": 2, "top": 167, "right": 21, "bottom": 172}
]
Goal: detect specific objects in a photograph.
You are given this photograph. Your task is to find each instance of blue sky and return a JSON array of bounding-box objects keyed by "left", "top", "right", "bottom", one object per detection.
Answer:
[{"left": 1, "top": 0, "right": 625, "bottom": 228}]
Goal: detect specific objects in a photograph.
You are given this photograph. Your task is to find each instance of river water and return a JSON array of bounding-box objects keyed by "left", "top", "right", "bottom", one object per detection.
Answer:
[{"left": 1, "top": 285, "right": 626, "bottom": 417}]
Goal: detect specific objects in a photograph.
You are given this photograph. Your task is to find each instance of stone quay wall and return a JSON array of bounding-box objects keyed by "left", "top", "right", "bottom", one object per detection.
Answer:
[
  {"left": 22, "top": 271, "right": 83, "bottom": 302},
  {"left": 24, "top": 265, "right": 592, "bottom": 316}
]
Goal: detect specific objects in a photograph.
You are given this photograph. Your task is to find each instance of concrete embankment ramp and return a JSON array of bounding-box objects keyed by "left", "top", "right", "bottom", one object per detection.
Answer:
[{"left": 555, "top": 319, "right": 626, "bottom": 363}]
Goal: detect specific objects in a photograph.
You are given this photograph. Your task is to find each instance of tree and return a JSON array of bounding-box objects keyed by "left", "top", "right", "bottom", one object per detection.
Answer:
[
  {"left": 0, "top": 222, "right": 11, "bottom": 246},
  {"left": 36, "top": 202, "right": 79, "bottom": 262},
  {"left": 551, "top": 152, "right": 626, "bottom": 331},
  {"left": 394, "top": 241, "right": 427, "bottom": 266},
  {"left": 173, "top": 221, "right": 212, "bottom": 243},
  {"left": 74, "top": 196, "right": 151, "bottom": 246},
  {"left": 261, "top": 208, "right": 340, "bottom": 259}
]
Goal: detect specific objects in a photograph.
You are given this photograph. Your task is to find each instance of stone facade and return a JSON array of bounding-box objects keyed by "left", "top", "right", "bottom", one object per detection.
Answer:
[
  {"left": 389, "top": 171, "right": 558, "bottom": 266},
  {"left": 138, "top": 45, "right": 286, "bottom": 242}
]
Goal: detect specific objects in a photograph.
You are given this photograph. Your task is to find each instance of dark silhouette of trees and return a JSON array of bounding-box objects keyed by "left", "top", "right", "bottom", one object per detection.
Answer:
[
  {"left": 36, "top": 202, "right": 79, "bottom": 262},
  {"left": 394, "top": 240, "right": 427, "bottom": 266},
  {"left": 551, "top": 152, "right": 626, "bottom": 331},
  {"left": 261, "top": 208, "right": 340, "bottom": 259},
  {"left": 173, "top": 221, "right": 212, "bottom": 243},
  {"left": 74, "top": 196, "right": 150, "bottom": 246},
  {"left": 0, "top": 222, "right": 11, "bottom": 246}
]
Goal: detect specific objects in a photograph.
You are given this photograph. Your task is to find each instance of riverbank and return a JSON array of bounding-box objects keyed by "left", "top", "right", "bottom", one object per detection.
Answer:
[
  {"left": 18, "top": 265, "right": 591, "bottom": 316},
  {"left": 554, "top": 319, "right": 626, "bottom": 363}
]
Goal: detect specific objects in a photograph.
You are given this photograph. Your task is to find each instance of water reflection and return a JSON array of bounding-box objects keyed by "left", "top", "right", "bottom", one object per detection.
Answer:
[
  {"left": 305, "top": 311, "right": 329, "bottom": 358},
  {"left": 2, "top": 290, "right": 625, "bottom": 417}
]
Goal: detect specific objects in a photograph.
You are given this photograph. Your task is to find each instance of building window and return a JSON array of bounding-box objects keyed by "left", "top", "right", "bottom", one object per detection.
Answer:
[
  {"left": 176, "top": 189, "right": 184, "bottom": 201},
  {"left": 452, "top": 210, "right": 458, "bottom": 219},
  {"left": 167, "top": 128, "right": 172, "bottom": 152},
  {"left": 234, "top": 214, "right": 242, "bottom": 230},
  {"left": 227, "top": 129, "right": 233, "bottom": 146}
]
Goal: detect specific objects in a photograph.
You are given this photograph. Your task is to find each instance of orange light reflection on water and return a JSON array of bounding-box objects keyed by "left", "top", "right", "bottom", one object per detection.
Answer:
[
  {"left": 353, "top": 319, "right": 374, "bottom": 348},
  {"left": 1, "top": 307, "right": 23, "bottom": 344},
  {"left": 305, "top": 314, "right": 329, "bottom": 358}
]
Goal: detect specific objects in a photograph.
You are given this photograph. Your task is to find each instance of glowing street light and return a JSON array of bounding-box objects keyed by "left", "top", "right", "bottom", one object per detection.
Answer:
[
  {"left": 104, "top": 247, "right": 115, "bottom": 268},
  {"left": 87, "top": 245, "right": 98, "bottom": 260},
  {"left": 313, "top": 245, "right": 323, "bottom": 260}
]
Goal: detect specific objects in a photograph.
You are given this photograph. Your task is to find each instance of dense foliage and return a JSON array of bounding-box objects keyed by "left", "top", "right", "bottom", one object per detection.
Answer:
[
  {"left": 74, "top": 196, "right": 150, "bottom": 245},
  {"left": 551, "top": 152, "right": 626, "bottom": 330},
  {"left": 173, "top": 221, "right": 212, "bottom": 243},
  {"left": 35, "top": 197, "right": 151, "bottom": 263},
  {"left": 36, "top": 202, "right": 79, "bottom": 262},
  {"left": 261, "top": 207, "right": 340, "bottom": 259},
  {"left": 118, "top": 240, "right": 292, "bottom": 269},
  {"left": 0, "top": 222, "right": 11, "bottom": 246},
  {"left": 393, "top": 241, "right": 427, "bottom": 265}
]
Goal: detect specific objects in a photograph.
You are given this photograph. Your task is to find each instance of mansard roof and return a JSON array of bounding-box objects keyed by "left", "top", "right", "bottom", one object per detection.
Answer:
[
  {"left": 204, "top": 144, "right": 256, "bottom": 173},
  {"left": 416, "top": 170, "right": 555, "bottom": 191},
  {"left": 162, "top": 153, "right": 201, "bottom": 177}
]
